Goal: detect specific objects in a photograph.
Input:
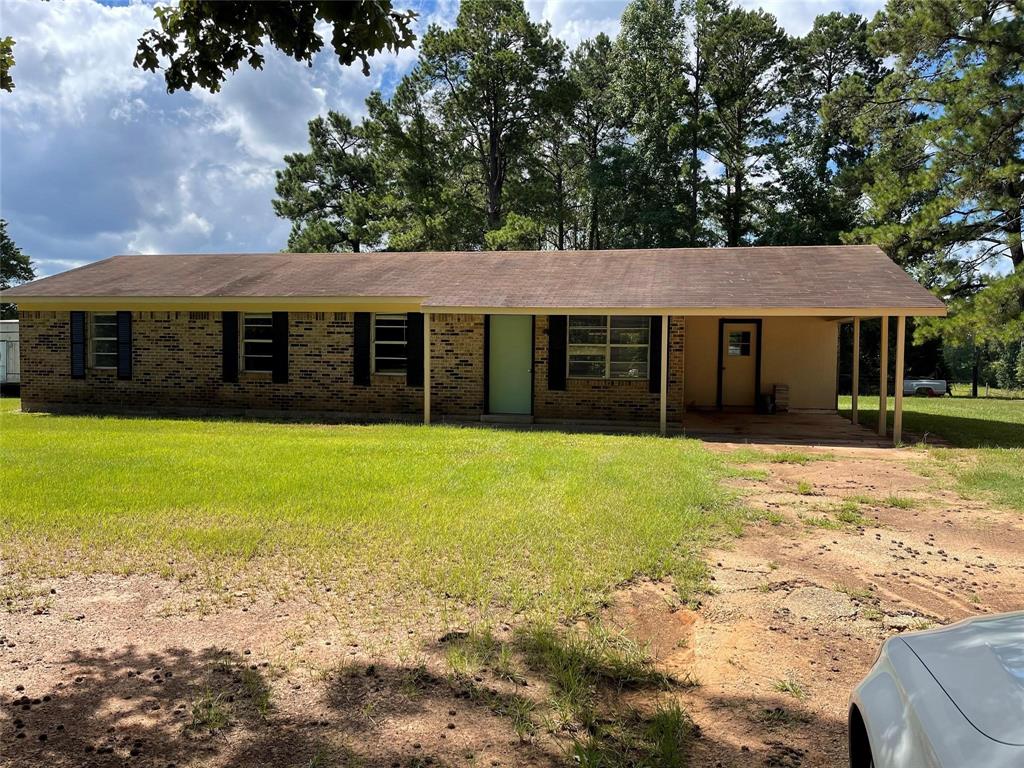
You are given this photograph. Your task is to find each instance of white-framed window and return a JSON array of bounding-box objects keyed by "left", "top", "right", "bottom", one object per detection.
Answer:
[
  {"left": 242, "top": 313, "right": 274, "bottom": 372},
  {"left": 91, "top": 313, "right": 118, "bottom": 369},
  {"left": 567, "top": 315, "right": 649, "bottom": 380},
  {"left": 373, "top": 313, "right": 407, "bottom": 374}
]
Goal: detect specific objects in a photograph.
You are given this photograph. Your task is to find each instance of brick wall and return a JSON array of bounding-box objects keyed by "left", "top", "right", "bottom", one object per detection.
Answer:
[
  {"left": 19, "top": 310, "right": 685, "bottom": 425},
  {"left": 21, "top": 311, "right": 449, "bottom": 418},
  {"left": 532, "top": 315, "right": 685, "bottom": 425},
  {"left": 430, "top": 314, "right": 485, "bottom": 418}
]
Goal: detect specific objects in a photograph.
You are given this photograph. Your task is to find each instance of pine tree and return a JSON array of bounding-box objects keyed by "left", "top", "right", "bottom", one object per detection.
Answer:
[{"left": 1, "top": 220, "right": 35, "bottom": 319}]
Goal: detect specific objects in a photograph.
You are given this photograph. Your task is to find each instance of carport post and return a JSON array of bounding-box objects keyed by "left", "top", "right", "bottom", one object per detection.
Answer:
[
  {"left": 878, "top": 315, "right": 888, "bottom": 437},
  {"left": 893, "top": 315, "right": 906, "bottom": 445},
  {"left": 423, "top": 312, "right": 431, "bottom": 425},
  {"left": 659, "top": 315, "right": 669, "bottom": 435},
  {"left": 851, "top": 317, "right": 860, "bottom": 425}
]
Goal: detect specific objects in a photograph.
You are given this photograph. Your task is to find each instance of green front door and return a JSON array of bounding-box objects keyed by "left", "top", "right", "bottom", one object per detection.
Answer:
[{"left": 488, "top": 315, "right": 533, "bottom": 415}]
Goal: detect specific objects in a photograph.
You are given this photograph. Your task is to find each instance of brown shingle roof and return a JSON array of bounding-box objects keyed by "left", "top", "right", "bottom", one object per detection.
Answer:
[{"left": 2, "top": 246, "right": 945, "bottom": 312}]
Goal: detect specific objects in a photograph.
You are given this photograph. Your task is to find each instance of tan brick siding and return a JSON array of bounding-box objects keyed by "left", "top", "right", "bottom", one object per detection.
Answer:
[
  {"left": 430, "top": 314, "right": 485, "bottom": 418},
  {"left": 532, "top": 315, "right": 685, "bottom": 425},
  {"left": 21, "top": 311, "right": 431, "bottom": 417},
  {"left": 19, "top": 311, "right": 685, "bottom": 425}
]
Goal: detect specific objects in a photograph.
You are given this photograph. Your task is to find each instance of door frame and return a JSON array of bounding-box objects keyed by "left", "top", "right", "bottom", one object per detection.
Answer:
[
  {"left": 716, "top": 318, "right": 763, "bottom": 410},
  {"left": 483, "top": 314, "right": 535, "bottom": 416}
]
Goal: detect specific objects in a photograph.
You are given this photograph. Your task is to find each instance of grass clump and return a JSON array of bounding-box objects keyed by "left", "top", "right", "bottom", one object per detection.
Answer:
[
  {"left": 836, "top": 501, "right": 870, "bottom": 526},
  {"left": 772, "top": 676, "right": 806, "bottom": 699},
  {"left": 517, "top": 622, "right": 674, "bottom": 731},
  {"left": 933, "top": 447, "right": 1024, "bottom": 514},
  {"left": 795, "top": 481, "right": 815, "bottom": 496},
  {"left": 726, "top": 448, "right": 831, "bottom": 465},
  {"left": 835, "top": 583, "right": 875, "bottom": 602},
  {"left": 799, "top": 515, "right": 839, "bottom": 530},
  {"left": 444, "top": 626, "right": 501, "bottom": 681},
  {"left": 860, "top": 606, "right": 884, "bottom": 622},
  {"left": 572, "top": 701, "right": 694, "bottom": 768},
  {"left": 239, "top": 667, "right": 272, "bottom": 720},
  {"left": 188, "top": 690, "right": 230, "bottom": 733},
  {"left": 756, "top": 706, "right": 810, "bottom": 727},
  {"left": 881, "top": 494, "right": 915, "bottom": 509}
]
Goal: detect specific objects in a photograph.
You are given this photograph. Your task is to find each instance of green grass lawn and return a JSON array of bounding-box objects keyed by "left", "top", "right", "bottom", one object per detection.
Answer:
[
  {"left": 838, "top": 392, "right": 1024, "bottom": 448},
  {"left": 838, "top": 393, "right": 1023, "bottom": 513},
  {"left": 0, "top": 398, "right": 741, "bottom": 618}
]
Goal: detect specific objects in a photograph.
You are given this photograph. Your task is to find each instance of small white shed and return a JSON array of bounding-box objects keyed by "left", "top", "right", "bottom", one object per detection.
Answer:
[{"left": 1, "top": 319, "right": 20, "bottom": 385}]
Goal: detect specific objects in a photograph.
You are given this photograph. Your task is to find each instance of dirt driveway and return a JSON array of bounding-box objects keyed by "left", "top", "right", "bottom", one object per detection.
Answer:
[
  {"left": 3, "top": 444, "right": 1023, "bottom": 767},
  {"left": 647, "top": 443, "right": 1024, "bottom": 767}
]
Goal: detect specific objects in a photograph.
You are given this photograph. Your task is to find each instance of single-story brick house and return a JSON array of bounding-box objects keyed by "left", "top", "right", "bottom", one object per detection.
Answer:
[{"left": 2, "top": 245, "right": 944, "bottom": 442}]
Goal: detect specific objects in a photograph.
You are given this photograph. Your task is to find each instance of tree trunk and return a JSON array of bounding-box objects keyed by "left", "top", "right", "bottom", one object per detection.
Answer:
[
  {"left": 588, "top": 200, "right": 599, "bottom": 250},
  {"left": 586, "top": 132, "right": 601, "bottom": 249},
  {"left": 971, "top": 350, "right": 979, "bottom": 398},
  {"left": 688, "top": 69, "right": 702, "bottom": 246},
  {"left": 1006, "top": 206, "right": 1023, "bottom": 269},
  {"left": 556, "top": 169, "right": 565, "bottom": 251},
  {"left": 486, "top": 126, "right": 502, "bottom": 230},
  {"left": 728, "top": 172, "right": 743, "bottom": 248}
]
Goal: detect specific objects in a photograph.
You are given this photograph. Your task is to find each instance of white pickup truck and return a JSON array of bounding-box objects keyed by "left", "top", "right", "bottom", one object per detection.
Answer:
[{"left": 903, "top": 378, "right": 948, "bottom": 396}]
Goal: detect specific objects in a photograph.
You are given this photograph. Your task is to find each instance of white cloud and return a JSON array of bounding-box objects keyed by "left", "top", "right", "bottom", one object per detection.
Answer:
[
  {"left": 525, "top": 0, "right": 628, "bottom": 47},
  {"left": 2, "top": 0, "right": 153, "bottom": 123},
  {"left": 738, "top": 0, "right": 884, "bottom": 35},
  {"left": 0, "top": 0, "right": 415, "bottom": 276}
]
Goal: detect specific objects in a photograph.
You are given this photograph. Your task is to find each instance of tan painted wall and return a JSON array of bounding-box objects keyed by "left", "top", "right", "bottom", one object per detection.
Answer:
[{"left": 683, "top": 316, "right": 839, "bottom": 410}]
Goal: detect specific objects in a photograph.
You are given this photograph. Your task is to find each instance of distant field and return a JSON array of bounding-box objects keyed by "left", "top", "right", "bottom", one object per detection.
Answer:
[
  {"left": 839, "top": 392, "right": 1023, "bottom": 513},
  {"left": 0, "top": 398, "right": 741, "bottom": 617}
]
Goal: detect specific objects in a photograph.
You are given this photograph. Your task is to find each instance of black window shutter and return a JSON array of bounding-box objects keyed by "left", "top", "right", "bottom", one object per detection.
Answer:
[
  {"left": 272, "top": 312, "right": 289, "bottom": 384},
  {"left": 406, "top": 312, "right": 424, "bottom": 387},
  {"left": 222, "top": 311, "right": 239, "bottom": 383},
  {"left": 547, "top": 315, "right": 567, "bottom": 391},
  {"left": 116, "top": 311, "right": 133, "bottom": 380},
  {"left": 648, "top": 316, "right": 663, "bottom": 394},
  {"left": 70, "top": 311, "right": 86, "bottom": 379},
  {"left": 353, "top": 312, "right": 371, "bottom": 386}
]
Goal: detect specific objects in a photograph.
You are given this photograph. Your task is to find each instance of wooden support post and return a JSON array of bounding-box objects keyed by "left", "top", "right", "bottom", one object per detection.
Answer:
[
  {"left": 878, "top": 315, "right": 888, "bottom": 437},
  {"left": 423, "top": 312, "right": 431, "bottom": 425},
  {"left": 893, "top": 315, "right": 906, "bottom": 446},
  {"left": 851, "top": 317, "right": 860, "bottom": 425},
  {"left": 659, "top": 315, "right": 669, "bottom": 435}
]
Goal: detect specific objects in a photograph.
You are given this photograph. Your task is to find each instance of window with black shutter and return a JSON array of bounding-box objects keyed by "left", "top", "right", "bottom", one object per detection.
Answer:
[
  {"left": 547, "top": 315, "right": 567, "bottom": 391},
  {"left": 353, "top": 312, "right": 371, "bottom": 386},
  {"left": 373, "top": 314, "right": 408, "bottom": 374},
  {"left": 70, "top": 311, "right": 86, "bottom": 379},
  {"left": 116, "top": 311, "right": 132, "bottom": 380},
  {"left": 222, "top": 311, "right": 239, "bottom": 383},
  {"left": 565, "top": 316, "right": 650, "bottom": 380},
  {"left": 242, "top": 314, "right": 274, "bottom": 372},
  {"left": 91, "top": 313, "right": 118, "bottom": 369}
]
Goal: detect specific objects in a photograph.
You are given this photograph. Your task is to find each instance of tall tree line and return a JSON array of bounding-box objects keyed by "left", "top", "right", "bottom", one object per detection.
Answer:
[
  {"left": 274, "top": 0, "right": 1022, "bottom": 372},
  {"left": 274, "top": 0, "right": 884, "bottom": 252}
]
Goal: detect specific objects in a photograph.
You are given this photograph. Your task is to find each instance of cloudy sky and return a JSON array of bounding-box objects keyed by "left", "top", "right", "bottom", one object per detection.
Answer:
[{"left": 1, "top": 0, "right": 885, "bottom": 277}]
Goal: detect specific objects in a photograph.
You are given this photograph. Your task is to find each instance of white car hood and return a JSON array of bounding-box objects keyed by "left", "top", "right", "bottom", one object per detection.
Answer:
[{"left": 903, "top": 612, "right": 1024, "bottom": 746}]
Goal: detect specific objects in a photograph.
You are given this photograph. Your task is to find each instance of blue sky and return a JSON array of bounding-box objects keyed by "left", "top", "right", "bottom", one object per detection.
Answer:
[{"left": 0, "top": 0, "right": 885, "bottom": 277}]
